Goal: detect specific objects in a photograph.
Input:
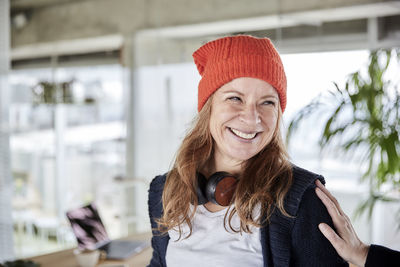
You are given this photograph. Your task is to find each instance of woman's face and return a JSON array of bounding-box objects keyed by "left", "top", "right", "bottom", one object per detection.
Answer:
[{"left": 209, "top": 77, "right": 279, "bottom": 163}]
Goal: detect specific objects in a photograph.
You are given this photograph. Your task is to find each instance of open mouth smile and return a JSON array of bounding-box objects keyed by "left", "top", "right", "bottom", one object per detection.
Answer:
[{"left": 229, "top": 127, "right": 259, "bottom": 140}]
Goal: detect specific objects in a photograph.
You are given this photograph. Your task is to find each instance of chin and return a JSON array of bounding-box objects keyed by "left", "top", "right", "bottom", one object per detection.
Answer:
[{"left": 227, "top": 149, "right": 259, "bottom": 162}]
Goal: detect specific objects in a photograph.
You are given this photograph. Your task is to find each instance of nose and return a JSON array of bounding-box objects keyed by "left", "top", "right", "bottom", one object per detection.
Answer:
[{"left": 239, "top": 104, "right": 261, "bottom": 126}]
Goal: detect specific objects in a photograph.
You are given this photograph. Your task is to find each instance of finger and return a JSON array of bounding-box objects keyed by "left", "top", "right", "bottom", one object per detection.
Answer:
[
  {"left": 315, "top": 180, "right": 345, "bottom": 215},
  {"left": 315, "top": 179, "right": 336, "bottom": 202},
  {"left": 318, "top": 223, "right": 346, "bottom": 255},
  {"left": 315, "top": 187, "right": 342, "bottom": 221}
]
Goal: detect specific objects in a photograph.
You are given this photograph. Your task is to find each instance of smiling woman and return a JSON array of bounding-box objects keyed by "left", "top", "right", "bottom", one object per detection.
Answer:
[
  {"left": 210, "top": 78, "right": 279, "bottom": 163},
  {"left": 147, "top": 35, "right": 348, "bottom": 267}
]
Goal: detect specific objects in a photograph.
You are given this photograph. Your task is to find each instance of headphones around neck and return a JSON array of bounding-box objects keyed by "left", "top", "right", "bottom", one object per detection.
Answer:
[{"left": 196, "top": 172, "right": 238, "bottom": 206}]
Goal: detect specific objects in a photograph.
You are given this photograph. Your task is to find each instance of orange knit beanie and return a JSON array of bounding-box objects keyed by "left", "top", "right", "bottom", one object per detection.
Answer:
[{"left": 193, "top": 35, "right": 287, "bottom": 112}]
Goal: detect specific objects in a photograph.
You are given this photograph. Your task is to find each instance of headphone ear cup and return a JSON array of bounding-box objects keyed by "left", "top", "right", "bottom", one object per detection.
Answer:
[
  {"left": 206, "top": 172, "right": 238, "bottom": 206},
  {"left": 196, "top": 173, "right": 208, "bottom": 205}
]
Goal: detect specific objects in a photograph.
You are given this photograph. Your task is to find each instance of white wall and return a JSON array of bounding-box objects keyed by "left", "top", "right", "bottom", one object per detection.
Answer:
[
  {"left": 0, "top": 0, "right": 15, "bottom": 261},
  {"left": 132, "top": 63, "right": 199, "bottom": 180}
]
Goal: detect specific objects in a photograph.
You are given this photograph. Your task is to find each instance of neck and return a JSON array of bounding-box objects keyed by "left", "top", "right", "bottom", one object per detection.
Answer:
[{"left": 204, "top": 149, "right": 243, "bottom": 177}]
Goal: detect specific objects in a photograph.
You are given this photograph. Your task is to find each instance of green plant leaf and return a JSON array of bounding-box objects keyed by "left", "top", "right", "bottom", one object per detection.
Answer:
[{"left": 287, "top": 48, "right": 400, "bottom": 226}]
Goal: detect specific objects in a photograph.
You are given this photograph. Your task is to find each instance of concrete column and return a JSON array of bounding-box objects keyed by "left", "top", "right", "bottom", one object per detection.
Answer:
[
  {"left": 124, "top": 34, "right": 136, "bottom": 181},
  {"left": 367, "top": 17, "right": 379, "bottom": 49},
  {"left": 0, "top": 0, "right": 15, "bottom": 261},
  {"left": 51, "top": 54, "right": 67, "bottom": 221}
]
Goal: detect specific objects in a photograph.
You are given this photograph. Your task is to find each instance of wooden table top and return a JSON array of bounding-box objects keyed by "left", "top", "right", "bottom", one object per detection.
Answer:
[{"left": 27, "top": 232, "right": 153, "bottom": 267}]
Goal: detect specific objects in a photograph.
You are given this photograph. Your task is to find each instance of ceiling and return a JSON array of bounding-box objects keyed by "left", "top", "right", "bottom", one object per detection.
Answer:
[
  {"left": 11, "top": 0, "right": 87, "bottom": 12},
  {"left": 8, "top": 0, "right": 400, "bottom": 67}
]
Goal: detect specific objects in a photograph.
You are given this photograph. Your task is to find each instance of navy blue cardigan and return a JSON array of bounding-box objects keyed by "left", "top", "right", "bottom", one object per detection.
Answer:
[
  {"left": 365, "top": 244, "right": 400, "bottom": 267},
  {"left": 147, "top": 166, "right": 348, "bottom": 267}
]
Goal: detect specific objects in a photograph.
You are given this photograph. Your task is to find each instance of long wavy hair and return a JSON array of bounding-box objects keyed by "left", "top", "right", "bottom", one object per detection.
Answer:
[{"left": 157, "top": 94, "right": 293, "bottom": 239}]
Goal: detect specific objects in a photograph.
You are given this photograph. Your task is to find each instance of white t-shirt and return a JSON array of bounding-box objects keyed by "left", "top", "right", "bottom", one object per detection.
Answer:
[{"left": 166, "top": 205, "right": 263, "bottom": 267}]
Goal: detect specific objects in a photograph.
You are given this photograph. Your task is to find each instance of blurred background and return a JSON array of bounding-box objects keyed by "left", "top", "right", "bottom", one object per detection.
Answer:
[{"left": 0, "top": 0, "right": 399, "bottom": 262}]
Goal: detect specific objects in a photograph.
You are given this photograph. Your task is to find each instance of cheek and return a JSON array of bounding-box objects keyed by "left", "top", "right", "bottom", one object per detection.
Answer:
[
  {"left": 210, "top": 105, "right": 237, "bottom": 128},
  {"left": 209, "top": 116, "right": 217, "bottom": 138},
  {"left": 209, "top": 109, "right": 223, "bottom": 139},
  {"left": 261, "top": 109, "right": 279, "bottom": 130}
]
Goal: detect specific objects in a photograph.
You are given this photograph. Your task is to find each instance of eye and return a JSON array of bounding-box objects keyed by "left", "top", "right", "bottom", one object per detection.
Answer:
[
  {"left": 227, "top": 96, "right": 242, "bottom": 102},
  {"left": 262, "top": 100, "right": 276, "bottom": 106}
]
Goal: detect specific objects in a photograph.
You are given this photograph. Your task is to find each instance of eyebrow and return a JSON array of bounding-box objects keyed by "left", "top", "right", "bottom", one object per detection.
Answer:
[
  {"left": 222, "top": 90, "right": 279, "bottom": 100},
  {"left": 222, "top": 90, "right": 244, "bottom": 96}
]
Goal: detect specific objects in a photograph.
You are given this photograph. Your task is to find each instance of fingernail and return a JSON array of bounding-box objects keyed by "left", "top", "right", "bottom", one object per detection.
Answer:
[{"left": 318, "top": 223, "right": 327, "bottom": 231}]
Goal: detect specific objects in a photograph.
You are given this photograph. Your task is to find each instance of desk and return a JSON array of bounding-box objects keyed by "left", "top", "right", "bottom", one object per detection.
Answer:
[{"left": 27, "top": 232, "right": 153, "bottom": 267}]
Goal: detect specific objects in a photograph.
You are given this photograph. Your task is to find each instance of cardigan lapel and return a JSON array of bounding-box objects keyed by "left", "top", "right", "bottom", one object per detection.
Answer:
[
  {"left": 266, "top": 165, "right": 327, "bottom": 267},
  {"left": 261, "top": 224, "right": 273, "bottom": 267}
]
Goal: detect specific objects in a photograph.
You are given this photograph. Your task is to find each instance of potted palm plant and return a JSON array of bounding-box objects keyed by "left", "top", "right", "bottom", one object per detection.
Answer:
[
  {"left": 31, "top": 80, "right": 75, "bottom": 104},
  {"left": 286, "top": 49, "right": 400, "bottom": 223}
]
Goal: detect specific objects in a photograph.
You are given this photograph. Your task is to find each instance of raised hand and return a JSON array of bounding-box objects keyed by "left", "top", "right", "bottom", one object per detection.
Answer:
[{"left": 315, "top": 179, "right": 369, "bottom": 267}]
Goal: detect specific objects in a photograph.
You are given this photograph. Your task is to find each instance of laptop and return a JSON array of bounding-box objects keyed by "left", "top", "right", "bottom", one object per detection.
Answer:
[{"left": 66, "top": 202, "right": 150, "bottom": 260}]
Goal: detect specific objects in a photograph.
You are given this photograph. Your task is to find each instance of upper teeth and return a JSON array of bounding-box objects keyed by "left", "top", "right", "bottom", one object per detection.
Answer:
[{"left": 231, "top": 128, "right": 257, "bottom": 139}]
